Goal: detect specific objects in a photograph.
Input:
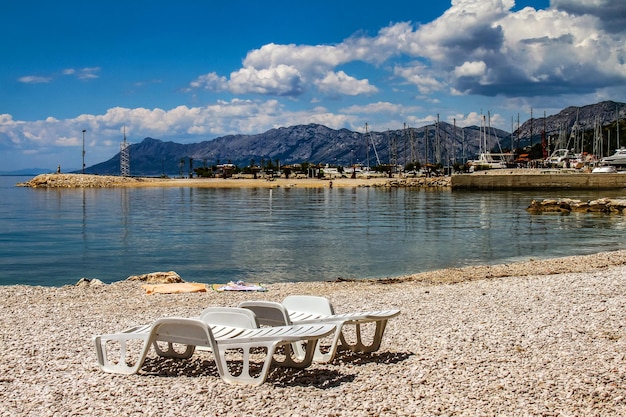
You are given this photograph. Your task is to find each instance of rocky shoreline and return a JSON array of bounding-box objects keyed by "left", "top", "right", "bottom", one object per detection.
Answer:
[
  {"left": 1, "top": 250, "right": 625, "bottom": 415},
  {"left": 20, "top": 171, "right": 626, "bottom": 190},
  {"left": 527, "top": 197, "right": 626, "bottom": 214},
  {"left": 17, "top": 173, "right": 164, "bottom": 188},
  {"left": 17, "top": 173, "right": 450, "bottom": 189}
]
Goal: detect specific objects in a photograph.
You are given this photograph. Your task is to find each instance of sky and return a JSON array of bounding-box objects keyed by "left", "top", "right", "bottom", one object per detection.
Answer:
[{"left": 1, "top": 0, "right": 625, "bottom": 171}]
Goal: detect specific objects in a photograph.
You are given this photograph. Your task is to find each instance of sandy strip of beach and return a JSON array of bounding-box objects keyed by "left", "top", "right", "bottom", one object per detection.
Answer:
[
  {"left": 128, "top": 176, "right": 381, "bottom": 188},
  {"left": 1, "top": 250, "right": 625, "bottom": 416}
]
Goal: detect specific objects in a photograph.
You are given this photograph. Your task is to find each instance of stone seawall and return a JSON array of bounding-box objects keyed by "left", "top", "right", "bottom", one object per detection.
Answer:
[
  {"left": 451, "top": 172, "right": 626, "bottom": 190},
  {"left": 17, "top": 173, "right": 151, "bottom": 188},
  {"left": 527, "top": 197, "right": 626, "bottom": 214},
  {"left": 374, "top": 177, "right": 451, "bottom": 188}
]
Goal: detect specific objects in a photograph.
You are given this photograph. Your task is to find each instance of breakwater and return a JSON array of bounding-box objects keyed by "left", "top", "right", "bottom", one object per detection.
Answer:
[
  {"left": 451, "top": 172, "right": 626, "bottom": 190},
  {"left": 527, "top": 197, "right": 626, "bottom": 214}
]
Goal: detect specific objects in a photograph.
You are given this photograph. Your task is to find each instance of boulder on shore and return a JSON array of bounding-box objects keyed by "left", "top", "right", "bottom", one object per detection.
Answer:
[
  {"left": 75, "top": 278, "right": 105, "bottom": 287},
  {"left": 126, "top": 271, "right": 184, "bottom": 284}
]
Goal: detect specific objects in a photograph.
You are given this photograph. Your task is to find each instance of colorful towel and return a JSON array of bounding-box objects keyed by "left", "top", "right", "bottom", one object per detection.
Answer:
[{"left": 211, "top": 281, "right": 267, "bottom": 292}]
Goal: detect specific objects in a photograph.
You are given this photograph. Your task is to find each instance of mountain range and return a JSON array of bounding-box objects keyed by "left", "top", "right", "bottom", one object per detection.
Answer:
[
  {"left": 12, "top": 100, "right": 626, "bottom": 177},
  {"left": 85, "top": 123, "right": 497, "bottom": 176}
]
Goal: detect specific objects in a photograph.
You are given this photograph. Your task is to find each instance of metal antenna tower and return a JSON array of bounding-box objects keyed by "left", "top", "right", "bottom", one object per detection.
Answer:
[{"left": 120, "top": 127, "right": 130, "bottom": 177}]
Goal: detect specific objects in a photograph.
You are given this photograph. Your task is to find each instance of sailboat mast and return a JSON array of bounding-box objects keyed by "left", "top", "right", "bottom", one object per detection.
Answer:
[
  {"left": 542, "top": 111, "right": 547, "bottom": 159},
  {"left": 480, "top": 113, "right": 485, "bottom": 155},
  {"left": 462, "top": 128, "right": 466, "bottom": 163},
  {"left": 617, "top": 104, "right": 621, "bottom": 150},
  {"left": 425, "top": 125, "right": 429, "bottom": 165},
  {"left": 365, "top": 123, "right": 370, "bottom": 169},
  {"left": 511, "top": 116, "right": 514, "bottom": 152},
  {"left": 517, "top": 113, "right": 520, "bottom": 149},
  {"left": 453, "top": 118, "right": 457, "bottom": 165},
  {"left": 403, "top": 123, "right": 407, "bottom": 167},
  {"left": 435, "top": 113, "right": 441, "bottom": 164},
  {"left": 530, "top": 108, "right": 533, "bottom": 147}
]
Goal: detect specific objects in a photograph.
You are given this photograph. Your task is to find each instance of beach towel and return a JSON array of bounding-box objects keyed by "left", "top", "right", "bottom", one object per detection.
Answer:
[
  {"left": 211, "top": 281, "right": 267, "bottom": 292},
  {"left": 142, "top": 282, "right": 208, "bottom": 295}
]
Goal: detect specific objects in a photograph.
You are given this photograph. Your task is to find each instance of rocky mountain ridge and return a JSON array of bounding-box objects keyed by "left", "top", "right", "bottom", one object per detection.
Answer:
[
  {"left": 85, "top": 100, "right": 625, "bottom": 176},
  {"left": 516, "top": 100, "right": 625, "bottom": 145}
]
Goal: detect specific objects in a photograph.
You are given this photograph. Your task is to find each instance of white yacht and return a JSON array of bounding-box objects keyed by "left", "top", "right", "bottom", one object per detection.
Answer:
[
  {"left": 600, "top": 148, "right": 626, "bottom": 166},
  {"left": 592, "top": 165, "right": 617, "bottom": 173},
  {"left": 546, "top": 149, "right": 574, "bottom": 166},
  {"left": 468, "top": 152, "right": 514, "bottom": 170},
  {"left": 468, "top": 113, "right": 514, "bottom": 170}
]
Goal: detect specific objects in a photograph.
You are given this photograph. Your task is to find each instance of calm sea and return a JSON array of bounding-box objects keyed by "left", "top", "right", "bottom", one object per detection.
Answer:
[{"left": 2, "top": 175, "right": 626, "bottom": 287}]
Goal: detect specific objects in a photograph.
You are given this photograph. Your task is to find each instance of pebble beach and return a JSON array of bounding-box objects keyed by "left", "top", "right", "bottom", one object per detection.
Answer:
[{"left": 1, "top": 250, "right": 625, "bottom": 416}]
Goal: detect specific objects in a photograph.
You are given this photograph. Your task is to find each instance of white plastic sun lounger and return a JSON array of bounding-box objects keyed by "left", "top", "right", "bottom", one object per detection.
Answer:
[
  {"left": 93, "top": 308, "right": 335, "bottom": 386},
  {"left": 194, "top": 306, "right": 324, "bottom": 368},
  {"left": 238, "top": 295, "right": 400, "bottom": 363}
]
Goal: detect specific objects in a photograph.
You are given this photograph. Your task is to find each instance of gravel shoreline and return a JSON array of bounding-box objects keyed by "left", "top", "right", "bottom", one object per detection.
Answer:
[{"left": 1, "top": 251, "right": 625, "bottom": 416}]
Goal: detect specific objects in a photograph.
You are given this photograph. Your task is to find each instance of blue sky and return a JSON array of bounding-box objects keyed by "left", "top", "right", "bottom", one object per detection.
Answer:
[{"left": 1, "top": 0, "right": 625, "bottom": 171}]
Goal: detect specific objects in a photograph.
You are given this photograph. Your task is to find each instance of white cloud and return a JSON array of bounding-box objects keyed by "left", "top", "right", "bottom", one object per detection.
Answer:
[
  {"left": 77, "top": 67, "right": 100, "bottom": 80},
  {"left": 242, "top": 43, "right": 345, "bottom": 71},
  {"left": 400, "top": 0, "right": 512, "bottom": 61},
  {"left": 394, "top": 64, "right": 444, "bottom": 94},
  {"left": 187, "top": 27, "right": 404, "bottom": 98},
  {"left": 552, "top": 0, "right": 626, "bottom": 33},
  {"left": 341, "top": 101, "right": 407, "bottom": 115},
  {"left": 55, "top": 136, "right": 80, "bottom": 146},
  {"left": 314, "top": 71, "right": 378, "bottom": 96},
  {"left": 454, "top": 61, "right": 487, "bottom": 78},
  {"left": 229, "top": 65, "right": 304, "bottom": 96},
  {"left": 18, "top": 75, "right": 52, "bottom": 84},
  {"left": 18, "top": 67, "right": 100, "bottom": 85},
  {"left": 186, "top": 0, "right": 625, "bottom": 101},
  {"left": 188, "top": 72, "right": 228, "bottom": 91},
  {"left": 391, "top": 0, "right": 626, "bottom": 96}
]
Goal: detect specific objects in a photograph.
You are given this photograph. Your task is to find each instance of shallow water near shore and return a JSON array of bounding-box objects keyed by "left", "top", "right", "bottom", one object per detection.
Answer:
[{"left": 2, "top": 175, "right": 626, "bottom": 286}]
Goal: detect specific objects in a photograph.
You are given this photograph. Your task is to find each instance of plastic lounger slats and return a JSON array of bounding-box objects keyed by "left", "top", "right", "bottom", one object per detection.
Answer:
[
  {"left": 239, "top": 297, "right": 400, "bottom": 364},
  {"left": 94, "top": 314, "right": 335, "bottom": 386}
]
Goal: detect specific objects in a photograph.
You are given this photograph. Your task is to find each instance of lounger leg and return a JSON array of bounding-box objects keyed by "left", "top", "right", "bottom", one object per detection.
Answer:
[
  {"left": 152, "top": 341, "right": 195, "bottom": 359},
  {"left": 215, "top": 341, "right": 279, "bottom": 386},
  {"left": 93, "top": 333, "right": 152, "bottom": 375},
  {"left": 272, "top": 338, "right": 320, "bottom": 368},
  {"left": 308, "top": 325, "right": 343, "bottom": 363},
  {"left": 339, "top": 319, "right": 388, "bottom": 353}
]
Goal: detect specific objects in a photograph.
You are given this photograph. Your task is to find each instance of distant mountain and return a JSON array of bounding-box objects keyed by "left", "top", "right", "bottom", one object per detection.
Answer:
[
  {"left": 515, "top": 100, "right": 626, "bottom": 147},
  {"left": 0, "top": 168, "right": 55, "bottom": 176},
  {"left": 85, "top": 123, "right": 510, "bottom": 176},
  {"left": 84, "top": 100, "right": 625, "bottom": 176}
]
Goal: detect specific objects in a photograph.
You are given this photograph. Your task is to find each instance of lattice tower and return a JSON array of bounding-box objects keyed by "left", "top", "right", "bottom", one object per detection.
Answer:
[{"left": 120, "top": 128, "right": 130, "bottom": 177}]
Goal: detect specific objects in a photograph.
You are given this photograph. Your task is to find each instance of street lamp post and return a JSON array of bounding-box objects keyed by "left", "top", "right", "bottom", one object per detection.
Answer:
[{"left": 82, "top": 129, "right": 86, "bottom": 174}]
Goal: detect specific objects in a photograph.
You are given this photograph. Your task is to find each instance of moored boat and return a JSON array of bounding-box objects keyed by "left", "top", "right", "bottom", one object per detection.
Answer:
[
  {"left": 600, "top": 148, "right": 626, "bottom": 166},
  {"left": 592, "top": 166, "right": 617, "bottom": 173}
]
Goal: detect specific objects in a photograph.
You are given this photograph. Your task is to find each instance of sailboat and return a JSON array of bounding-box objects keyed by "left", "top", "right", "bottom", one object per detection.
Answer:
[
  {"left": 468, "top": 113, "right": 514, "bottom": 170},
  {"left": 598, "top": 104, "right": 625, "bottom": 166}
]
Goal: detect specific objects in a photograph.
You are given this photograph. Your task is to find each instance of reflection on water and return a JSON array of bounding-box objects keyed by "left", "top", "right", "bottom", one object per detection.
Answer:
[{"left": 1, "top": 176, "right": 625, "bottom": 286}]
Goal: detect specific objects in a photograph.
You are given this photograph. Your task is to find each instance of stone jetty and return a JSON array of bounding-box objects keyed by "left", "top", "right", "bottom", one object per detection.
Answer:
[
  {"left": 374, "top": 177, "right": 451, "bottom": 188},
  {"left": 527, "top": 197, "right": 626, "bottom": 214},
  {"left": 17, "top": 173, "right": 150, "bottom": 188},
  {"left": 16, "top": 173, "right": 451, "bottom": 189}
]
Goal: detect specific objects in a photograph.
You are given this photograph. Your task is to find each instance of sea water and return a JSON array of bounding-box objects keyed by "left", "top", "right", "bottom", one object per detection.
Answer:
[{"left": 2, "top": 175, "right": 626, "bottom": 287}]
